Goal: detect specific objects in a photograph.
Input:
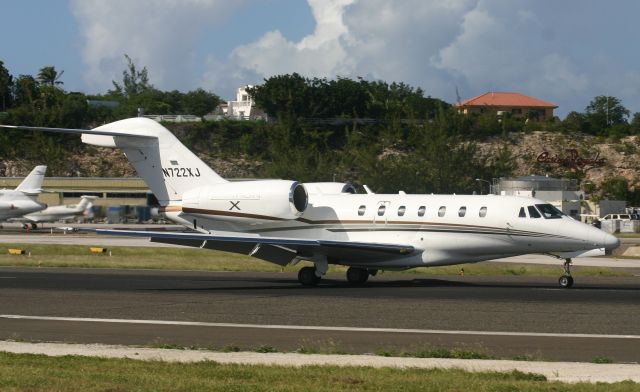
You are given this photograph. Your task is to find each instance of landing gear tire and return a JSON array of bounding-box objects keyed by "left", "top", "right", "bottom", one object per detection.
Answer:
[
  {"left": 346, "top": 267, "right": 369, "bottom": 285},
  {"left": 558, "top": 258, "right": 574, "bottom": 288},
  {"left": 558, "top": 275, "right": 574, "bottom": 288},
  {"left": 31, "top": 223, "right": 37, "bottom": 230},
  {"left": 298, "top": 266, "right": 320, "bottom": 286}
]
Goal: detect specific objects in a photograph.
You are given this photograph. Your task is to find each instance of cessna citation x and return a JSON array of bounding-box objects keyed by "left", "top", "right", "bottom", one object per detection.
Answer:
[{"left": 0, "top": 118, "right": 619, "bottom": 288}]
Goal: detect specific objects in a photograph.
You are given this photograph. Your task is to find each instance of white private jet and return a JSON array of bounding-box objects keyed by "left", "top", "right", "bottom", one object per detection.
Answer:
[
  {"left": 0, "top": 118, "right": 619, "bottom": 288},
  {"left": 11, "top": 195, "right": 98, "bottom": 229},
  {"left": 0, "top": 165, "right": 48, "bottom": 222}
]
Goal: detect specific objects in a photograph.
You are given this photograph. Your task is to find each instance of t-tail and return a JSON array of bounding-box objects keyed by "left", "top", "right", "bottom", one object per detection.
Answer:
[
  {"left": 76, "top": 195, "right": 99, "bottom": 212},
  {"left": 15, "top": 165, "right": 47, "bottom": 196},
  {"left": 0, "top": 118, "right": 227, "bottom": 205}
]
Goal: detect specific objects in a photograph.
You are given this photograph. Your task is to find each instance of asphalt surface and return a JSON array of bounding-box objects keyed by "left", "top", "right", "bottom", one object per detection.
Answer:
[{"left": 0, "top": 267, "right": 639, "bottom": 362}]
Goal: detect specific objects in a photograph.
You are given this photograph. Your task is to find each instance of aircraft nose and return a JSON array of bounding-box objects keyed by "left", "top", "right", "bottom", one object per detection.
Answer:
[
  {"left": 601, "top": 232, "right": 620, "bottom": 250},
  {"left": 583, "top": 225, "right": 619, "bottom": 250}
]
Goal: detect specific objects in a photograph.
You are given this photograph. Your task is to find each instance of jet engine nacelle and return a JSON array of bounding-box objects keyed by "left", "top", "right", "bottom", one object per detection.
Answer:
[
  {"left": 304, "top": 182, "right": 356, "bottom": 195},
  {"left": 182, "top": 180, "right": 308, "bottom": 220}
]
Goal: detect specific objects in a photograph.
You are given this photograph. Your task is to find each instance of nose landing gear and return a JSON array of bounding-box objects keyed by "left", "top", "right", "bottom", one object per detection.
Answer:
[{"left": 558, "top": 258, "right": 574, "bottom": 288}]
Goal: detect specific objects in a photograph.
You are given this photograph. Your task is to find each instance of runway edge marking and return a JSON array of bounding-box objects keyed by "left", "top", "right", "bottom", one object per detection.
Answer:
[{"left": 2, "top": 315, "right": 639, "bottom": 340}]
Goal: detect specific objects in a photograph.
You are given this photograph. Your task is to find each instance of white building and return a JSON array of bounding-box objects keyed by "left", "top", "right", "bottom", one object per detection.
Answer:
[{"left": 227, "top": 86, "right": 254, "bottom": 120}]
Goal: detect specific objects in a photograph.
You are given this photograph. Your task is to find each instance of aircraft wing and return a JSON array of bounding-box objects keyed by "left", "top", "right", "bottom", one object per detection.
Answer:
[{"left": 94, "top": 229, "right": 416, "bottom": 266}]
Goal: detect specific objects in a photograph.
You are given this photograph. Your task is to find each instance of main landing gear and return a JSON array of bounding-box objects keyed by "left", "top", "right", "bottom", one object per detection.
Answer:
[
  {"left": 346, "top": 267, "right": 370, "bottom": 285},
  {"left": 297, "top": 256, "right": 328, "bottom": 286},
  {"left": 558, "top": 258, "right": 574, "bottom": 288},
  {"left": 298, "top": 266, "right": 320, "bottom": 286},
  {"left": 297, "top": 264, "right": 378, "bottom": 286}
]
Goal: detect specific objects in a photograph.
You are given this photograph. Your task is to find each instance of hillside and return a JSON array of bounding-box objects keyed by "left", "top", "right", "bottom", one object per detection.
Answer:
[
  {"left": 2, "top": 130, "right": 638, "bottom": 195},
  {"left": 478, "top": 132, "right": 640, "bottom": 186}
]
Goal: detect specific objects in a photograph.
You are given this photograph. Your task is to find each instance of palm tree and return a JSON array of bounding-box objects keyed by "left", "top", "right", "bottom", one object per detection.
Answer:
[{"left": 37, "top": 66, "right": 64, "bottom": 86}]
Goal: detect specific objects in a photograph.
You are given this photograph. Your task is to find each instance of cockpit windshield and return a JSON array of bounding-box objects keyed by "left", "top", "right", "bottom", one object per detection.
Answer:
[{"left": 535, "top": 204, "right": 564, "bottom": 219}]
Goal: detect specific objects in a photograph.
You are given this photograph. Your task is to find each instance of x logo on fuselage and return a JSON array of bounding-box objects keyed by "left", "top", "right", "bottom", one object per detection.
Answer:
[{"left": 229, "top": 201, "right": 241, "bottom": 211}]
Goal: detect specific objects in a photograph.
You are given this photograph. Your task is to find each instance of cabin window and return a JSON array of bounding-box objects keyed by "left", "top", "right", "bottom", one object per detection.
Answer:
[
  {"left": 519, "top": 207, "right": 526, "bottom": 218},
  {"left": 479, "top": 206, "right": 487, "bottom": 217},
  {"left": 378, "top": 205, "right": 386, "bottom": 216},
  {"left": 418, "top": 206, "right": 426, "bottom": 217},
  {"left": 536, "top": 204, "right": 564, "bottom": 219},
  {"left": 398, "top": 206, "right": 406, "bottom": 216},
  {"left": 527, "top": 205, "right": 541, "bottom": 218},
  {"left": 358, "top": 205, "right": 366, "bottom": 216},
  {"left": 458, "top": 206, "right": 467, "bottom": 217},
  {"left": 438, "top": 206, "right": 446, "bottom": 217}
]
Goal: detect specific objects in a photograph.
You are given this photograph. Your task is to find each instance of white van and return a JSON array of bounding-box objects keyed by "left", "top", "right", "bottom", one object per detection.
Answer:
[{"left": 602, "top": 214, "right": 632, "bottom": 221}]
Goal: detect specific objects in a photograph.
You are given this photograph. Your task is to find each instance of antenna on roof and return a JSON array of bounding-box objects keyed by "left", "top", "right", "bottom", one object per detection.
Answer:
[{"left": 455, "top": 86, "right": 462, "bottom": 105}]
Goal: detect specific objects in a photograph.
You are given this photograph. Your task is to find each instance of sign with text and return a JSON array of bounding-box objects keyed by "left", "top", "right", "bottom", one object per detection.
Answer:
[{"left": 536, "top": 149, "right": 606, "bottom": 171}]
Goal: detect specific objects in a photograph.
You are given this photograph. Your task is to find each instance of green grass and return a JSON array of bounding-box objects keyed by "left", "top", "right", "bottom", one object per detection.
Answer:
[
  {"left": 615, "top": 232, "right": 640, "bottom": 238},
  {"left": 592, "top": 356, "right": 614, "bottom": 364},
  {"left": 295, "top": 339, "right": 347, "bottom": 355},
  {"left": 0, "top": 243, "right": 632, "bottom": 277},
  {"left": 0, "top": 352, "right": 638, "bottom": 391}
]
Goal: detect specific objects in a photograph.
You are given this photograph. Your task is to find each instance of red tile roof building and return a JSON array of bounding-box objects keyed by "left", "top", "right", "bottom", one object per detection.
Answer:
[{"left": 456, "top": 92, "right": 558, "bottom": 120}]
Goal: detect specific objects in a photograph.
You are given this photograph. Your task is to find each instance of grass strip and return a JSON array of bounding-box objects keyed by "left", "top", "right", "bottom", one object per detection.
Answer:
[
  {"left": 0, "top": 351, "right": 638, "bottom": 391},
  {"left": 0, "top": 243, "right": 632, "bottom": 277}
]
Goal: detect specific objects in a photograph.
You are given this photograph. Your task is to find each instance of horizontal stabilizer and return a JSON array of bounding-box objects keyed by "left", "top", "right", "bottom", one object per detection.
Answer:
[{"left": 0, "top": 124, "right": 157, "bottom": 139}]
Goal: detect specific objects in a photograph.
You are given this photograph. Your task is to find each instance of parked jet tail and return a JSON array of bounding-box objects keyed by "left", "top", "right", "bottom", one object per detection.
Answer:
[
  {"left": 76, "top": 195, "right": 99, "bottom": 212},
  {"left": 15, "top": 165, "right": 47, "bottom": 195},
  {"left": 0, "top": 119, "right": 227, "bottom": 205}
]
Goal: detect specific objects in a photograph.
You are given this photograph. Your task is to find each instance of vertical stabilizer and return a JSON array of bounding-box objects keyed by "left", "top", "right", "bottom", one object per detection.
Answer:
[
  {"left": 76, "top": 195, "right": 98, "bottom": 211},
  {"left": 80, "top": 118, "right": 228, "bottom": 205},
  {"left": 15, "top": 165, "right": 47, "bottom": 195}
]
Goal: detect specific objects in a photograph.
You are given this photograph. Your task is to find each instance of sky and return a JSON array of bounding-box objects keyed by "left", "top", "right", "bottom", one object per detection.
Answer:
[{"left": 1, "top": 0, "right": 639, "bottom": 118}]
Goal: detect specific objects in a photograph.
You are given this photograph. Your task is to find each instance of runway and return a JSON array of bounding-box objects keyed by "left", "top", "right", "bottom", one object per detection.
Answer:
[{"left": 0, "top": 267, "right": 638, "bottom": 362}]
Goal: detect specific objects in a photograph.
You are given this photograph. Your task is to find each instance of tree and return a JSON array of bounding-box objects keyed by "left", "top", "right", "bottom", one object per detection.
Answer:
[
  {"left": 111, "top": 54, "right": 152, "bottom": 99},
  {"left": 585, "top": 95, "right": 630, "bottom": 133},
  {"left": 0, "top": 61, "right": 13, "bottom": 111},
  {"left": 247, "top": 73, "right": 308, "bottom": 120},
  {"left": 562, "top": 111, "right": 589, "bottom": 133},
  {"left": 600, "top": 177, "right": 629, "bottom": 201},
  {"left": 13, "top": 75, "right": 38, "bottom": 105},
  {"left": 630, "top": 112, "right": 640, "bottom": 134},
  {"left": 37, "top": 66, "right": 64, "bottom": 86},
  {"left": 181, "top": 88, "right": 220, "bottom": 117}
]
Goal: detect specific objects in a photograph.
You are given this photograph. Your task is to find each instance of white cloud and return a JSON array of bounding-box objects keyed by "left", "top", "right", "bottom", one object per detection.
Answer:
[
  {"left": 71, "top": 0, "right": 640, "bottom": 115},
  {"left": 229, "top": 0, "right": 355, "bottom": 79},
  {"left": 70, "top": 0, "right": 242, "bottom": 92},
  {"left": 207, "top": 0, "right": 476, "bottom": 98}
]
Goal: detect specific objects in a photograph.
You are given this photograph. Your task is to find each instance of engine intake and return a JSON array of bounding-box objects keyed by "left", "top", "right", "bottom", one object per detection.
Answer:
[{"left": 290, "top": 182, "right": 308, "bottom": 212}]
